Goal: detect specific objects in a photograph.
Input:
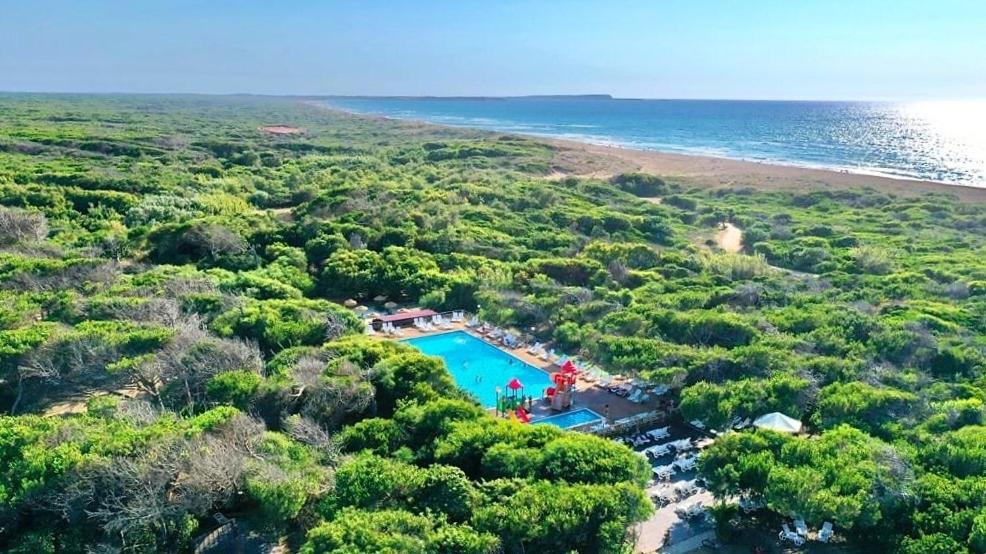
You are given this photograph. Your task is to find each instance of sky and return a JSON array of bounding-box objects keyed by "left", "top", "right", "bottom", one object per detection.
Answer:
[{"left": 2, "top": 0, "right": 985, "bottom": 101}]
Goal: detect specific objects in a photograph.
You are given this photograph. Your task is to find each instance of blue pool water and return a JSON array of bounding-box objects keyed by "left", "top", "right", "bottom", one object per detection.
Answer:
[
  {"left": 534, "top": 408, "right": 605, "bottom": 429},
  {"left": 402, "top": 331, "right": 553, "bottom": 408},
  {"left": 324, "top": 97, "right": 986, "bottom": 187}
]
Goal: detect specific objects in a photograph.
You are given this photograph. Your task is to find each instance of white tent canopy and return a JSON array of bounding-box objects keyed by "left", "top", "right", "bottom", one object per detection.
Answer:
[{"left": 753, "top": 412, "right": 802, "bottom": 434}]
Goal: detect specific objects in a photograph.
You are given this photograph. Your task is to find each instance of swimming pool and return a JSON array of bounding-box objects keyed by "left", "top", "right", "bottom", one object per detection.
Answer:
[
  {"left": 534, "top": 408, "right": 605, "bottom": 429},
  {"left": 402, "top": 331, "right": 554, "bottom": 408}
]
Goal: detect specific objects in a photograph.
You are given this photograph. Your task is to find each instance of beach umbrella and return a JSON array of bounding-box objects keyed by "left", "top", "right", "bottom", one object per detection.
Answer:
[
  {"left": 384, "top": 301, "right": 398, "bottom": 310},
  {"left": 561, "top": 360, "right": 577, "bottom": 373},
  {"left": 373, "top": 295, "right": 387, "bottom": 303},
  {"left": 506, "top": 378, "right": 523, "bottom": 390},
  {"left": 354, "top": 305, "right": 369, "bottom": 314},
  {"left": 343, "top": 299, "right": 358, "bottom": 308},
  {"left": 753, "top": 412, "right": 802, "bottom": 434}
]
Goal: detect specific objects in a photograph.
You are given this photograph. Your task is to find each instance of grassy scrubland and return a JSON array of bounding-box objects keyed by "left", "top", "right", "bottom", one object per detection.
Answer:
[{"left": 0, "top": 94, "right": 983, "bottom": 553}]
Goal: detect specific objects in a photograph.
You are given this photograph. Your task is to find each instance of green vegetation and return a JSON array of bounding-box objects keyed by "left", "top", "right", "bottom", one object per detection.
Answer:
[{"left": 0, "top": 94, "right": 983, "bottom": 552}]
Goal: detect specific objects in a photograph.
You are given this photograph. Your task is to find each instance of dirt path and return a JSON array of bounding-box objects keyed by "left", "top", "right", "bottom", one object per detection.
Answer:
[
  {"left": 270, "top": 206, "right": 294, "bottom": 221},
  {"left": 715, "top": 223, "right": 743, "bottom": 253},
  {"left": 260, "top": 125, "right": 303, "bottom": 135},
  {"left": 43, "top": 385, "right": 144, "bottom": 417}
]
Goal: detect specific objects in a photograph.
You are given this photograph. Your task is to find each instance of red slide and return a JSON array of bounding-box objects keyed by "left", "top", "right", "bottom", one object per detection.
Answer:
[{"left": 515, "top": 407, "right": 531, "bottom": 423}]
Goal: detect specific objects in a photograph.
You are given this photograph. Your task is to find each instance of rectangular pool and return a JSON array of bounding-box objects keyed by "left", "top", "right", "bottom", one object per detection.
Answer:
[
  {"left": 533, "top": 408, "right": 605, "bottom": 429},
  {"left": 402, "top": 330, "right": 554, "bottom": 408}
]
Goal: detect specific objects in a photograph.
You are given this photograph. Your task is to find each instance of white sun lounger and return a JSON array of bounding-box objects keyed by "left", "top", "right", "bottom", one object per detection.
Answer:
[
  {"left": 643, "top": 443, "right": 670, "bottom": 457},
  {"left": 673, "top": 455, "right": 697, "bottom": 471},
  {"left": 652, "top": 465, "right": 675, "bottom": 480},
  {"left": 779, "top": 524, "right": 805, "bottom": 546},
  {"left": 674, "top": 480, "right": 698, "bottom": 497},
  {"left": 818, "top": 521, "right": 834, "bottom": 542},
  {"left": 795, "top": 518, "right": 808, "bottom": 537},
  {"left": 647, "top": 427, "right": 670, "bottom": 440}
]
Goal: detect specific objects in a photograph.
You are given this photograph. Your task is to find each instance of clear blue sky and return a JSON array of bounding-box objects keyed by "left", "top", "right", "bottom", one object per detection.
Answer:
[{"left": 2, "top": 0, "right": 985, "bottom": 100}]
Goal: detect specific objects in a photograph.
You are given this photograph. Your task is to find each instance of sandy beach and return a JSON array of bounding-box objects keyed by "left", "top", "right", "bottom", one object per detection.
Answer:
[{"left": 545, "top": 137, "right": 986, "bottom": 203}]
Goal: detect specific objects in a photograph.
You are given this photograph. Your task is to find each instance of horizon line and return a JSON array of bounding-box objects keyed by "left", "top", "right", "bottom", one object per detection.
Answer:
[{"left": 2, "top": 90, "right": 983, "bottom": 104}]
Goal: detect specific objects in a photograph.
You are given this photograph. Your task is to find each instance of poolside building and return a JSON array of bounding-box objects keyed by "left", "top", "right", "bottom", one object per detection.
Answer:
[{"left": 371, "top": 308, "right": 437, "bottom": 330}]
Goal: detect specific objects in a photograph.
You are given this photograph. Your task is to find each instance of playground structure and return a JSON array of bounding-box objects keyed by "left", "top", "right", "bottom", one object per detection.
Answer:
[
  {"left": 497, "top": 360, "right": 580, "bottom": 424},
  {"left": 497, "top": 378, "right": 532, "bottom": 423},
  {"left": 546, "top": 360, "right": 578, "bottom": 411}
]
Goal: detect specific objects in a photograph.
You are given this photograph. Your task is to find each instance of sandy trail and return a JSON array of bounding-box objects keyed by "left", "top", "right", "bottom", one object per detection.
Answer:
[
  {"left": 260, "top": 125, "right": 303, "bottom": 135},
  {"left": 715, "top": 223, "right": 743, "bottom": 253}
]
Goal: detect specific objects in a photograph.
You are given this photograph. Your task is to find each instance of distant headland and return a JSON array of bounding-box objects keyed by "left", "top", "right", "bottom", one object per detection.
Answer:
[{"left": 324, "top": 94, "right": 615, "bottom": 101}]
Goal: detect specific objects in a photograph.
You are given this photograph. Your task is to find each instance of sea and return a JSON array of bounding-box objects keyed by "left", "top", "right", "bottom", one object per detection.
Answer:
[{"left": 322, "top": 96, "right": 986, "bottom": 188}]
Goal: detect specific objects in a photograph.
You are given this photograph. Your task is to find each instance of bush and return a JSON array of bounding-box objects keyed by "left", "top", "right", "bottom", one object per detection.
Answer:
[{"left": 611, "top": 173, "right": 667, "bottom": 197}]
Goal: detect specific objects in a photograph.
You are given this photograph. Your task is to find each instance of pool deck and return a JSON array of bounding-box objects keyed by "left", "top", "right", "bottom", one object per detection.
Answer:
[{"left": 378, "top": 319, "right": 662, "bottom": 424}]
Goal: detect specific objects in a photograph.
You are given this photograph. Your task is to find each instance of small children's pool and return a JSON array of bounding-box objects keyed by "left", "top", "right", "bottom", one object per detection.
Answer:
[
  {"left": 402, "top": 330, "right": 553, "bottom": 408},
  {"left": 533, "top": 408, "right": 605, "bottom": 429}
]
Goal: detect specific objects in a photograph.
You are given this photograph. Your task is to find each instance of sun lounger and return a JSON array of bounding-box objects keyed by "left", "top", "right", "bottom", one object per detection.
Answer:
[
  {"left": 673, "top": 455, "right": 697, "bottom": 471},
  {"left": 646, "top": 427, "right": 670, "bottom": 440},
  {"left": 795, "top": 518, "right": 808, "bottom": 537},
  {"left": 644, "top": 443, "right": 670, "bottom": 457},
  {"left": 527, "top": 342, "right": 542, "bottom": 354},
  {"left": 652, "top": 465, "right": 675, "bottom": 480},
  {"left": 675, "top": 501, "right": 704, "bottom": 518},
  {"left": 653, "top": 490, "right": 675, "bottom": 506},
  {"left": 739, "top": 496, "right": 765, "bottom": 513},
  {"left": 668, "top": 438, "right": 691, "bottom": 451},
  {"left": 818, "top": 521, "right": 834, "bottom": 542},
  {"left": 674, "top": 480, "right": 698, "bottom": 498},
  {"left": 779, "top": 524, "right": 805, "bottom": 546},
  {"left": 466, "top": 316, "right": 480, "bottom": 328}
]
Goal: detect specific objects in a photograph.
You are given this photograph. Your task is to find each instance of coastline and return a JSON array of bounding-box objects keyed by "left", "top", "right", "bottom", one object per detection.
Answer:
[
  {"left": 543, "top": 137, "right": 986, "bottom": 202},
  {"left": 314, "top": 102, "right": 986, "bottom": 203}
]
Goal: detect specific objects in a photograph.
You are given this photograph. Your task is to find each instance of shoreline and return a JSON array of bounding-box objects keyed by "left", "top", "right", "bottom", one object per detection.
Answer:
[
  {"left": 543, "top": 137, "right": 986, "bottom": 202},
  {"left": 314, "top": 102, "right": 986, "bottom": 202}
]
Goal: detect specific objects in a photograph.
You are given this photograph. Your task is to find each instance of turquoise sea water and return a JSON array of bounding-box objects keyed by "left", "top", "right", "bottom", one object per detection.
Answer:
[
  {"left": 323, "top": 97, "right": 986, "bottom": 187},
  {"left": 402, "top": 331, "right": 553, "bottom": 408}
]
